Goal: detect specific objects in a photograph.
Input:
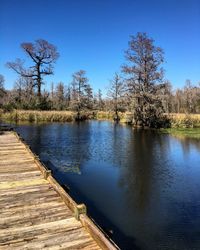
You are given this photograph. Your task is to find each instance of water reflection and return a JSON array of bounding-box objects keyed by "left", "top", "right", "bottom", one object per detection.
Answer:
[
  {"left": 15, "top": 121, "right": 200, "bottom": 250},
  {"left": 179, "top": 136, "right": 200, "bottom": 155}
]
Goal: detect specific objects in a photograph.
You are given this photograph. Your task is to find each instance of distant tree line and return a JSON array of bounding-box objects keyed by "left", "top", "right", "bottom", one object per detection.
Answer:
[{"left": 0, "top": 34, "right": 199, "bottom": 127}]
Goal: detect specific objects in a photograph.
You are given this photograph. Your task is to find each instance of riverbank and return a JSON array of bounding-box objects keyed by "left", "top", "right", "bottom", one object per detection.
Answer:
[
  {"left": 160, "top": 128, "right": 200, "bottom": 139},
  {"left": 0, "top": 110, "right": 126, "bottom": 123},
  {"left": 167, "top": 113, "right": 200, "bottom": 128},
  {"left": 0, "top": 110, "right": 82, "bottom": 122},
  {"left": 1, "top": 110, "right": 200, "bottom": 129}
]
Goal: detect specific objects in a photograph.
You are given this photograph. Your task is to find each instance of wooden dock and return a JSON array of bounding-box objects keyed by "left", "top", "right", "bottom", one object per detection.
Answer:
[{"left": 0, "top": 131, "right": 118, "bottom": 250}]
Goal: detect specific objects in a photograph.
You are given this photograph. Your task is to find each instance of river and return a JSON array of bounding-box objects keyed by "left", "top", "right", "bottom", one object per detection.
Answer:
[{"left": 13, "top": 120, "right": 200, "bottom": 250}]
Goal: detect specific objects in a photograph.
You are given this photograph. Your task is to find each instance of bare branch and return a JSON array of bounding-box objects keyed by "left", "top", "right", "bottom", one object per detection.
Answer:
[{"left": 7, "top": 39, "right": 59, "bottom": 98}]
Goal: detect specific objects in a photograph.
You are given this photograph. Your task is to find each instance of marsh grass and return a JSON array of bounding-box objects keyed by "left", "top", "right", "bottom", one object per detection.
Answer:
[
  {"left": 0, "top": 110, "right": 100, "bottom": 123},
  {"left": 95, "top": 112, "right": 200, "bottom": 128},
  {"left": 96, "top": 111, "right": 120, "bottom": 120},
  {"left": 96, "top": 111, "right": 130, "bottom": 122},
  {"left": 168, "top": 113, "right": 200, "bottom": 128},
  {"left": 160, "top": 128, "right": 200, "bottom": 139},
  {"left": 1, "top": 110, "right": 200, "bottom": 129},
  {"left": 0, "top": 110, "right": 75, "bottom": 122}
]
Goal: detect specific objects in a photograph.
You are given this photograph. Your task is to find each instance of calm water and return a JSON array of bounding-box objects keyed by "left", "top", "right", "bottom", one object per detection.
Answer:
[{"left": 14, "top": 121, "right": 200, "bottom": 250}]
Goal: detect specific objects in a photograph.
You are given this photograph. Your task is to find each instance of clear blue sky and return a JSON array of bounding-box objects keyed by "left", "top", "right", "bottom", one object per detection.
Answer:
[{"left": 0, "top": 0, "right": 199, "bottom": 93}]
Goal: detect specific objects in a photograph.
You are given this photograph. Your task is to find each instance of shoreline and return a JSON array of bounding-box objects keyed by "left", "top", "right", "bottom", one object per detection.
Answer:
[{"left": 1, "top": 110, "right": 200, "bottom": 139}]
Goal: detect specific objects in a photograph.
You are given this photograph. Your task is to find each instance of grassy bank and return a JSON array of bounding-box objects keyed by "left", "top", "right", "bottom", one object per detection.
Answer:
[
  {"left": 0, "top": 110, "right": 76, "bottom": 122},
  {"left": 1, "top": 110, "right": 200, "bottom": 129},
  {"left": 0, "top": 110, "right": 127, "bottom": 123},
  {"left": 95, "top": 111, "right": 128, "bottom": 121},
  {"left": 167, "top": 113, "right": 200, "bottom": 128},
  {"left": 161, "top": 114, "right": 200, "bottom": 139},
  {"left": 160, "top": 128, "right": 200, "bottom": 139}
]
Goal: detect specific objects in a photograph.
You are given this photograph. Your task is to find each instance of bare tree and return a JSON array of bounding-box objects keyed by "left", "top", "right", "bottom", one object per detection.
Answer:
[
  {"left": 55, "top": 82, "right": 65, "bottom": 110},
  {"left": 107, "top": 73, "right": 126, "bottom": 121},
  {"left": 122, "top": 32, "right": 165, "bottom": 128},
  {"left": 0, "top": 74, "right": 6, "bottom": 107},
  {"left": 51, "top": 82, "right": 55, "bottom": 100},
  {"left": 174, "top": 88, "right": 183, "bottom": 113},
  {"left": 12, "top": 76, "right": 36, "bottom": 109},
  {"left": 157, "top": 80, "right": 173, "bottom": 113},
  {"left": 93, "top": 89, "right": 104, "bottom": 111},
  {"left": 65, "top": 85, "right": 71, "bottom": 110},
  {"left": 0, "top": 74, "right": 5, "bottom": 96},
  {"left": 70, "top": 70, "right": 89, "bottom": 120},
  {"left": 97, "top": 89, "right": 104, "bottom": 110},
  {"left": 184, "top": 80, "right": 195, "bottom": 113},
  {"left": 7, "top": 39, "right": 59, "bottom": 99},
  {"left": 84, "top": 84, "right": 93, "bottom": 110}
]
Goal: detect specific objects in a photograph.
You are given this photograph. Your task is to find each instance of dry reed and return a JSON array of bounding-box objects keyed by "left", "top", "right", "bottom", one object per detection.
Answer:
[{"left": 1, "top": 110, "right": 200, "bottom": 128}]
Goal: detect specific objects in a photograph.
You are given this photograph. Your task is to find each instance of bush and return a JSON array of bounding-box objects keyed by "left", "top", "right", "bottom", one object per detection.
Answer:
[{"left": 2, "top": 104, "right": 14, "bottom": 112}]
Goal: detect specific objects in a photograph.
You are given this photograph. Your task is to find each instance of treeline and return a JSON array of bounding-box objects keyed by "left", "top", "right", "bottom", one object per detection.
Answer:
[
  {"left": 0, "top": 71, "right": 104, "bottom": 112},
  {"left": 1, "top": 75, "right": 199, "bottom": 114},
  {"left": 0, "top": 33, "right": 199, "bottom": 127}
]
